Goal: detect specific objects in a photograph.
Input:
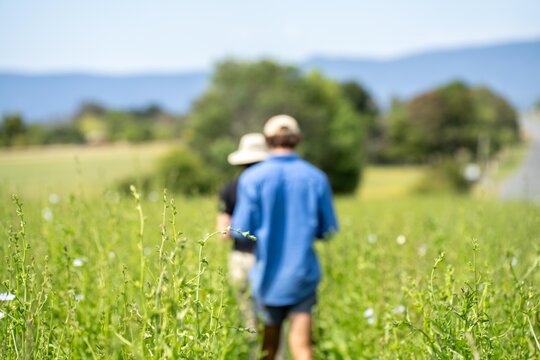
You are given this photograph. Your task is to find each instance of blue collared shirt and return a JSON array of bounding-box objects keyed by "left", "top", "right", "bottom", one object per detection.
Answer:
[{"left": 232, "top": 153, "right": 338, "bottom": 306}]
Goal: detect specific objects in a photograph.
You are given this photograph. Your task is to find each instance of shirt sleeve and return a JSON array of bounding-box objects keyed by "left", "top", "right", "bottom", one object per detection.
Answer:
[
  {"left": 316, "top": 176, "right": 339, "bottom": 239},
  {"left": 231, "top": 176, "right": 258, "bottom": 240}
]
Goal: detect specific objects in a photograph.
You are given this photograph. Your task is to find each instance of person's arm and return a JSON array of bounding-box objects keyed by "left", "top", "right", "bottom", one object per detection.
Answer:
[
  {"left": 216, "top": 213, "right": 232, "bottom": 240},
  {"left": 316, "top": 176, "right": 339, "bottom": 240}
]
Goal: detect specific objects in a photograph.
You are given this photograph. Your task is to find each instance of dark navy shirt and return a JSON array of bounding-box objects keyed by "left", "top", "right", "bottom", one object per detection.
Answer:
[
  {"left": 232, "top": 153, "right": 338, "bottom": 306},
  {"left": 219, "top": 179, "right": 256, "bottom": 253}
]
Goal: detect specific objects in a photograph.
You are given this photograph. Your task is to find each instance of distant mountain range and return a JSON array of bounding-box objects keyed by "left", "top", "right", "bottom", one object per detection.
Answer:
[
  {"left": 0, "top": 72, "right": 209, "bottom": 122},
  {"left": 304, "top": 39, "right": 540, "bottom": 111},
  {"left": 1, "top": 38, "right": 539, "bottom": 122}
]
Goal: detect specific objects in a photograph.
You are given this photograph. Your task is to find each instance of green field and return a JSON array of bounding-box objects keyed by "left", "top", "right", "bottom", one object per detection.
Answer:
[
  {"left": 1, "top": 145, "right": 539, "bottom": 358},
  {"left": 358, "top": 166, "right": 425, "bottom": 199},
  {"left": 0, "top": 144, "right": 424, "bottom": 201},
  {"left": 0, "top": 143, "right": 171, "bottom": 198}
]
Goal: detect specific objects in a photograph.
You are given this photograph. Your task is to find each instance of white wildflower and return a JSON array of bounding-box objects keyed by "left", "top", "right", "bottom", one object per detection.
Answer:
[
  {"left": 367, "top": 233, "right": 378, "bottom": 244},
  {"left": 392, "top": 304, "right": 406, "bottom": 315},
  {"left": 396, "top": 235, "right": 407, "bottom": 245},
  {"left": 73, "top": 258, "right": 84, "bottom": 267},
  {"left": 48, "top": 193, "right": 60, "bottom": 204},
  {"left": 363, "top": 307, "right": 374, "bottom": 318},
  {"left": 418, "top": 244, "right": 427, "bottom": 257},
  {"left": 42, "top": 208, "right": 53, "bottom": 222},
  {"left": 363, "top": 307, "right": 377, "bottom": 325},
  {"left": 108, "top": 251, "right": 116, "bottom": 261},
  {"left": 75, "top": 294, "right": 84, "bottom": 301},
  {"left": 0, "top": 311, "right": 4, "bottom": 319},
  {"left": 511, "top": 257, "right": 518, "bottom": 267},
  {"left": 463, "top": 163, "right": 481, "bottom": 182},
  {"left": 0, "top": 292, "right": 15, "bottom": 301}
]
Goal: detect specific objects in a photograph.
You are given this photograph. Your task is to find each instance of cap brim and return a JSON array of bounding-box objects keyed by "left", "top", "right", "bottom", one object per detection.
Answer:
[{"left": 227, "top": 151, "right": 268, "bottom": 165}]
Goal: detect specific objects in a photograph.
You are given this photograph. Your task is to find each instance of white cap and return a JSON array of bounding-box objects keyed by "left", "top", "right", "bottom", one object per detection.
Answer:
[
  {"left": 263, "top": 114, "right": 301, "bottom": 137},
  {"left": 227, "top": 133, "right": 269, "bottom": 165}
]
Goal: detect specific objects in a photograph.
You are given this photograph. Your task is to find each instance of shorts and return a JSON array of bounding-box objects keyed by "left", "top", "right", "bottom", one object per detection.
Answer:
[{"left": 254, "top": 292, "right": 317, "bottom": 326}]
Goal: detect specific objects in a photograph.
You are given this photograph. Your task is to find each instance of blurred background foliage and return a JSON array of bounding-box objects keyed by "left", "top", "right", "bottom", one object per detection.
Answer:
[
  {"left": 0, "top": 60, "right": 522, "bottom": 195},
  {"left": 189, "top": 61, "right": 372, "bottom": 193},
  {"left": 382, "top": 81, "right": 519, "bottom": 163}
]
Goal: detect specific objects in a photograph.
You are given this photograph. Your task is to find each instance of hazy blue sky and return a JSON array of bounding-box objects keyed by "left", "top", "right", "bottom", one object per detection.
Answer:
[{"left": 1, "top": 0, "right": 539, "bottom": 73}]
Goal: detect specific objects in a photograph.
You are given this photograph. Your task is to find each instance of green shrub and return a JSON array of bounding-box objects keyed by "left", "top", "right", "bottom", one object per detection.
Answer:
[
  {"left": 206, "top": 137, "right": 238, "bottom": 180},
  {"left": 416, "top": 157, "right": 471, "bottom": 193},
  {"left": 157, "top": 147, "right": 218, "bottom": 195}
]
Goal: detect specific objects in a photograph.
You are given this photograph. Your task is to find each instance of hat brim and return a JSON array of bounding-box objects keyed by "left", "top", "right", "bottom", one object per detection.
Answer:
[{"left": 227, "top": 151, "right": 268, "bottom": 165}]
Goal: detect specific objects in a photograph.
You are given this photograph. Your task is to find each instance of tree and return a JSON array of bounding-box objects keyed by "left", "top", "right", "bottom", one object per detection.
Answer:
[
  {"left": 471, "top": 87, "right": 520, "bottom": 152},
  {"left": 42, "top": 123, "right": 85, "bottom": 145},
  {"left": 340, "top": 81, "right": 381, "bottom": 161},
  {"left": 437, "top": 81, "right": 477, "bottom": 151},
  {"left": 383, "top": 81, "right": 519, "bottom": 163},
  {"left": 189, "top": 60, "right": 371, "bottom": 193},
  {"left": 131, "top": 104, "right": 164, "bottom": 118},
  {"left": 340, "top": 81, "right": 378, "bottom": 117},
  {"left": 0, "top": 113, "right": 27, "bottom": 147},
  {"left": 75, "top": 102, "right": 107, "bottom": 118}
]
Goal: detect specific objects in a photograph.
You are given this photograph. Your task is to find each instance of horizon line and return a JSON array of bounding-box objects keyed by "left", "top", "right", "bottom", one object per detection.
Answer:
[{"left": 1, "top": 34, "right": 539, "bottom": 76}]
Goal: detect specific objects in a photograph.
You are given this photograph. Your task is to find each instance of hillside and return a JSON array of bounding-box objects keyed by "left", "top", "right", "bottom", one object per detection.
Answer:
[
  {"left": 303, "top": 38, "right": 540, "bottom": 109},
  {"left": 0, "top": 73, "right": 209, "bottom": 122},
  {"left": 1, "top": 38, "right": 539, "bottom": 122}
]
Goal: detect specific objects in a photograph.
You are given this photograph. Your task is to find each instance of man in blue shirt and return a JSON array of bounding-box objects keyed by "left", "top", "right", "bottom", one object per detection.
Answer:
[{"left": 232, "top": 114, "right": 338, "bottom": 360}]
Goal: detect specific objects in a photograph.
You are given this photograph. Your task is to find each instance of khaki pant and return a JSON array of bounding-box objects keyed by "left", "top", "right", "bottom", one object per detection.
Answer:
[{"left": 229, "top": 250, "right": 256, "bottom": 329}]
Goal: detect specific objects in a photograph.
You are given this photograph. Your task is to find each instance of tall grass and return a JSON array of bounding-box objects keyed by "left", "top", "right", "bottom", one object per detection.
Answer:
[
  {"left": 1, "top": 191, "right": 539, "bottom": 358},
  {"left": 316, "top": 197, "right": 540, "bottom": 358},
  {"left": 1, "top": 190, "right": 252, "bottom": 358}
]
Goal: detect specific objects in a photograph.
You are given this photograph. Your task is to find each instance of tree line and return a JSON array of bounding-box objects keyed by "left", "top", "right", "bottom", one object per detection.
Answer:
[
  {"left": 1, "top": 60, "right": 520, "bottom": 194},
  {"left": 182, "top": 60, "right": 519, "bottom": 194},
  {"left": 0, "top": 103, "right": 185, "bottom": 147}
]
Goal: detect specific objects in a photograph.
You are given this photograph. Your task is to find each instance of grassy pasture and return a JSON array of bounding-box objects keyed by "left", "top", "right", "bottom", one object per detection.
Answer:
[
  {"left": 0, "top": 142, "right": 171, "bottom": 198},
  {"left": 358, "top": 166, "right": 425, "bottom": 199},
  {"left": 0, "top": 143, "right": 423, "bottom": 201},
  {"left": 0, "top": 144, "right": 539, "bottom": 358}
]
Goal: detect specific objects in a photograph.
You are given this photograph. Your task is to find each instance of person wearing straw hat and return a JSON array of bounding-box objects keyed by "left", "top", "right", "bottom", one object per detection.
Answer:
[
  {"left": 217, "top": 133, "right": 268, "bottom": 328},
  {"left": 232, "top": 115, "right": 338, "bottom": 360}
]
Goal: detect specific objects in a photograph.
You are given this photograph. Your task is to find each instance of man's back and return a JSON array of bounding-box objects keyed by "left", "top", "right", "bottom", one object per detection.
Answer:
[{"left": 233, "top": 153, "right": 338, "bottom": 306}]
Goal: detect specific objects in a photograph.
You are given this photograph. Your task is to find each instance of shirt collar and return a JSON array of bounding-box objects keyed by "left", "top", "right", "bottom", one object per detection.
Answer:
[{"left": 268, "top": 152, "right": 299, "bottom": 161}]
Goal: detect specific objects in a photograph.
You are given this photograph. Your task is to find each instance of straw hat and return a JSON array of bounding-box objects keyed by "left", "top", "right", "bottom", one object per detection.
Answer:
[
  {"left": 227, "top": 133, "right": 269, "bottom": 165},
  {"left": 263, "top": 114, "right": 301, "bottom": 137}
]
